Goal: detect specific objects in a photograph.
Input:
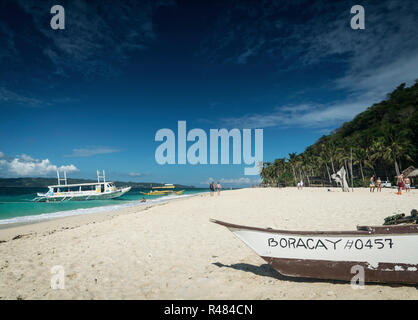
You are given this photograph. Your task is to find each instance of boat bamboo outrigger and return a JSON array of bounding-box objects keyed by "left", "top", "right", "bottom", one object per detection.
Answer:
[
  {"left": 141, "top": 184, "right": 184, "bottom": 196},
  {"left": 211, "top": 219, "right": 418, "bottom": 285},
  {"left": 33, "top": 170, "right": 131, "bottom": 202}
]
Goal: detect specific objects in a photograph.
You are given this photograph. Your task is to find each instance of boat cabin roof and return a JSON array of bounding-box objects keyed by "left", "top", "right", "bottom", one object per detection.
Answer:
[
  {"left": 152, "top": 185, "right": 175, "bottom": 189},
  {"left": 48, "top": 182, "right": 114, "bottom": 188}
]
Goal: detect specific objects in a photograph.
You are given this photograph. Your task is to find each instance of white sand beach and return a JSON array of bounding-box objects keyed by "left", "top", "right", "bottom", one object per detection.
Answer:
[{"left": 0, "top": 187, "right": 417, "bottom": 300}]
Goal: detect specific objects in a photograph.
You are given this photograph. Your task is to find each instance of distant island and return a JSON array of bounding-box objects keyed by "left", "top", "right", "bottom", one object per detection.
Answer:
[{"left": 0, "top": 177, "right": 195, "bottom": 189}]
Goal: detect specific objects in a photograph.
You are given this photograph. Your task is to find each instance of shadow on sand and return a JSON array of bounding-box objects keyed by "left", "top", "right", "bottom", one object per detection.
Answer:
[{"left": 212, "top": 262, "right": 418, "bottom": 289}]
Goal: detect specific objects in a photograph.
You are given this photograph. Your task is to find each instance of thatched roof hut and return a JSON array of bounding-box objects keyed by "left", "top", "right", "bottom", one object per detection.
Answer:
[
  {"left": 401, "top": 166, "right": 416, "bottom": 177},
  {"left": 407, "top": 168, "right": 418, "bottom": 178}
]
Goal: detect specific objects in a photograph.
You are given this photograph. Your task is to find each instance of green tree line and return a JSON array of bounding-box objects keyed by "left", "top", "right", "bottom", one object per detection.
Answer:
[{"left": 261, "top": 81, "right": 418, "bottom": 187}]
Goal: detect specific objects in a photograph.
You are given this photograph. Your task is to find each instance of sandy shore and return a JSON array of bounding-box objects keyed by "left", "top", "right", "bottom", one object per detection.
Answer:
[{"left": 0, "top": 187, "right": 417, "bottom": 300}]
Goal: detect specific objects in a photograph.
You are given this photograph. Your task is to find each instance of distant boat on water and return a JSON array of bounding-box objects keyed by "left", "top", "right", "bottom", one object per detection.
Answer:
[
  {"left": 141, "top": 184, "right": 184, "bottom": 196},
  {"left": 33, "top": 170, "right": 131, "bottom": 202}
]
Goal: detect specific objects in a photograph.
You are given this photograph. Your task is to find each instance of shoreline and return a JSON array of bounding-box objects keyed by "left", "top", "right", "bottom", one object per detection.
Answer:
[
  {"left": 0, "top": 192, "right": 206, "bottom": 241},
  {"left": 0, "top": 189, "right": 208, "bottom": 228}
]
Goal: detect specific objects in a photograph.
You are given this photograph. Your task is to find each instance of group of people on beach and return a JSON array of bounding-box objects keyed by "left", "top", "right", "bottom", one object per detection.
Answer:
[
  {"left": 209, "top": 181, "right": 221, "bottom": 196},
  {"left": 396, "top": 174, "right": 411, "bottom": 195},
  {"left": 369, "top": 174, "right": 411, "bottom": 194},
  {"left": 369, "top": 175, "right": 383, "bottom": 192}
]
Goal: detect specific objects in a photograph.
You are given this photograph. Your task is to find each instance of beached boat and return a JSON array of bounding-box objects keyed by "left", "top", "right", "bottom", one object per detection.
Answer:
[
  {"left": 33, "top": 170, "right": 131, "bottom": 202},
  {"left": 141, "top": 184, "right": 184, "bottom": 196},
  {"left": 211, "top": 219, "right": 418, "bottom": 284}
]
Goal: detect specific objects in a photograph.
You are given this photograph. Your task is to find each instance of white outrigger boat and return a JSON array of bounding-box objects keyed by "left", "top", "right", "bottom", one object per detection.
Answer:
[{"left": 33, "top": 170, "right": 131, "bottom": 202}]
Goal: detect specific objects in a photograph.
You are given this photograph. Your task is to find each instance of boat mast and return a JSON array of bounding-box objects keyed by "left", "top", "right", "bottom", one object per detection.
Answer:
[
  {"left": 57, "top": 170, "right": 67, "bottom": 186},
  {"left": 97, "top": 170, "right": 106, "bottom": 183}
]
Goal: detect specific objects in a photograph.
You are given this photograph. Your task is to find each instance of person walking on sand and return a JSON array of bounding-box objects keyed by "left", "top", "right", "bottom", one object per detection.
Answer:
[
  {"left": 216, "top": 181, "right": 221, "bottom": 195},
  {"left": 209, "top": 181, "right": 215, "bottom": 196},
  {"left": 397, "top": 174, "right": 404, "bottom": 195},
  {"left": 376, "top": 177, "right": 382, "bottom": 192},
  {"left": 404, "top": 176, "right": 411, "bottom": 193},
  {"left": 369, "top": 175, "right": 375, "bottom": 192}
]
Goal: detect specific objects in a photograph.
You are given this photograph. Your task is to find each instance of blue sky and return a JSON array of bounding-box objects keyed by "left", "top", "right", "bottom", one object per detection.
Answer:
[{"left": 0, "top": 0, "right": 417, "bottom": 187}]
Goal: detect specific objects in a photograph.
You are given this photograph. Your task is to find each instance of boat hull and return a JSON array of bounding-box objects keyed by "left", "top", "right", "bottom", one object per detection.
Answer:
[
  {"left": 35, "top": 187, "right": 131, "bottom": 202},
  {"left": 263, "top": 257, "right": 418, "bottom": 284},
  {"left": 211, "top": 219, "right": 418, "bottom": 284}
]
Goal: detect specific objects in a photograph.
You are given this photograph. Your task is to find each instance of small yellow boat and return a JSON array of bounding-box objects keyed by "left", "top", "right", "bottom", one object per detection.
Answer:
[{"left": 141, "top": 184, "right": 184, "bottom": 196}]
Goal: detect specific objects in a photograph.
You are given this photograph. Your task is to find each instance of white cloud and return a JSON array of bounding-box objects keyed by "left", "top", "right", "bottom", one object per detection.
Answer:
[
  {"left": 336, "top": 54, "right": 418, "bottom": 97},
  {"left": 129, "top": 172, "right": 143, "bottom": 177},
  {"left": 208, "top": 1, "right": 418, "bottom": 129},
  {"left": 14, "top": 0, "right": 173, "bottom": 78},
  {"left": 0, "top": 87, "right": 45, "bottom": 107},
  {"left": 221, "top": 99, "right": 370, "bottom": 129},
  {"left": 0, "top": 151, "right": 4, "bottom": 158},
  {"left": 68, "top": 147, "right": 121, "bottom": 157},
  {"left": 59, "top": 164, "right": 79, "bottom": 172},
  {"left": 20, "top": 154, "right": 35, "bottom": 162},
  {"left": 0, "top": 153, "right": 79, "bottom": 177}
]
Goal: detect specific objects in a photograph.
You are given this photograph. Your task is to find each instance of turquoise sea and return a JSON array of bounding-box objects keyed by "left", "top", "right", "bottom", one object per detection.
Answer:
[{"left": 0, "top": 187, "right": 207, "bottom": 225}]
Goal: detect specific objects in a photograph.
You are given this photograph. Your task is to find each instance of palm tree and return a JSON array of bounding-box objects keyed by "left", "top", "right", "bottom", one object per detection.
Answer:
[
  {"left": 326, "top": 140, "right": 337, "bottom": 173},
  {"left": 319, "top": 144, "right": 332, "bottom": 183},
  {"left": 299, "top": 152, "right": 312, "bottom": 186},
  {"left": 273, "top": 158, "right": 287, "bottom": 186},
  {"left": 353, "top": 146, "right": 366, "bottom": 186},
  {"left": 260, "top": 162, "right": 272, "bottom": 185},
  {"left": 381, "top": 127, "right": 413, "bottom": 176},
  {"left": 365, "top": 143, "right": 377, "bottom": 176},
  {"left": 288, "top": 152, "right": 298, "bottom": 185}
]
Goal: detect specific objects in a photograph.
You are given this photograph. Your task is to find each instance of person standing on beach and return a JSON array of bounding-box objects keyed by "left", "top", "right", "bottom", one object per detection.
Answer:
[
  {"left": 369, "top": 175, "right": 375, "bottom": 192},
  {"left": 404, "top": 176, "right": 411, "bottom": 193},
  {"left": 209, "top": 182, "right": 215, "bottom": 196},
  {"left": 216, "top": 181, "right": 221, "bottom": 195},
  {"left": 397, "top": 174, "right": 404, "bottom": 195},
  {"left": 376, "top": 177, "right": 382, "bottom": 192}
]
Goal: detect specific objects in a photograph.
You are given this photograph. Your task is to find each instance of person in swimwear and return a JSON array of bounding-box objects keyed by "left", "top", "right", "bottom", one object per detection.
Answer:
[
  {"left": 376, "top": 177, "right": 382, "bottom": 192},
  {"left": 216, "top": 182, "right": 221, "bottom": 195},
  {"left": 369, "top": 175, "right": 375, "bottom": 192},
  {"left": 397, "top": 174, "right": 404, "bottom": 195},
  {"left": 209, "top": 181, "right": 215, "bottom": 196},
  {"left": 404, "top": 176, "right": 411, "bottom": 192}
]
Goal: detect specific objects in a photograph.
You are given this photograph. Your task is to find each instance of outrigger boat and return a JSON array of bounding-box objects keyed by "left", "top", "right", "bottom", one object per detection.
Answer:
[
  {"left": 33, "top": 170, "right": 131, "bottom": 202},
  {"left": 211, "top": 219, "right": 418, "bottom": 284},
  {"left": 141, "top": 184, "right": 184, "bottom": 196}
]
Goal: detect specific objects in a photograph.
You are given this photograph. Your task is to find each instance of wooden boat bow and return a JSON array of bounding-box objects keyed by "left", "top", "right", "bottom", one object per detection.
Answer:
[{"left": 210, "top": 219, "right": 418, "bottom": 284}]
